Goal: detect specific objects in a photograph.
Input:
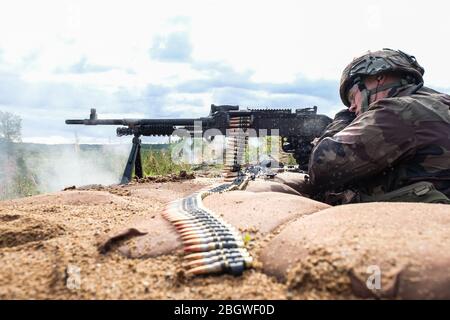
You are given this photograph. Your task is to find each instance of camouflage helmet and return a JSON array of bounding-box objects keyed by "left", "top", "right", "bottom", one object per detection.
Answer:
[{"left": 339, "top": 48, "right": 425, "bottom": 107}]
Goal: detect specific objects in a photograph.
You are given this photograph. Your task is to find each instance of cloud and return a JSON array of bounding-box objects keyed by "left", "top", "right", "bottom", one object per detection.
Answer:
[
  {"left": 0, "top": 29, "right": 348, "bottom": 143},
  {"left": 176, "top": 60, "right": 254, "bottom": 93},
  {"left": 0, "top": 54, "right": 342, "bottom": 145},
  {"left": 63, "top": 56, "right": 116, "bottom": 74},
  {"left": 173, "top": 59, "right": 341, "bottom": 116},
  {"left": 0, "top": 68, "right": 114, "bottom": 107},
  {"left": 179, "top": 59, "right": 340, "bottom": 105},
  {"left": 149, "top": 31, "right": 192, "bottom": 62}
]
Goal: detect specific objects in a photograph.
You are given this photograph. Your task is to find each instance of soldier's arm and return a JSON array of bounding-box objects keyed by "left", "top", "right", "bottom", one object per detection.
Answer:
[
  {"left": 308, "top": 100, "right": 416, "bottom": 189},
  {"left": 315, "top": 109, "right": 356, "bottom": 144}
]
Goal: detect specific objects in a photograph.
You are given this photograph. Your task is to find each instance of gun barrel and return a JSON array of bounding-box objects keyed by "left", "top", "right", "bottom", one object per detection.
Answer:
[
  {"left": 65, "top": 119, "right": 126, "bottom": 125},
  {"left": 65, "top": 118, "right": 203, "bottom": 126},
  {"left": 65, "top": 120, "right": 86, "bottom": 125}
]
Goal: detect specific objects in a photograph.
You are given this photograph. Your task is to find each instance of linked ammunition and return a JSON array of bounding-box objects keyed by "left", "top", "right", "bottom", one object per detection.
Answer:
[
  {"left": 184, "top": 248, "right": 249, "bottom": 260},
  {"left": 179, "top": 227, "right": 234, "bottom": 235},
  {"left": 177, "top": 226, "right": 225, "bottom": 233},
  {"left": 176, "top": 223, "right": 225, "bottom": 231},
  {"left": 186, "top": 256, "right": 253, "bottom": 276},
  {"left": 184, "top": 240, "right": 244, "bottom": 253},
  {"left": 181, "top": 231, "right": 238, "bottom": 240},
  {"left": 175, "top": 219, "right": 222, "bottom": 225},
  {"left": 162, "top": 176, "right": 253, "bottom": 277},
  {"left": 175, "top": 219, "right": 222, "bottom": 226},
  {"left": 179, "top": 222, "right": 235, "bottom": 231},
  {"left": 180, "top": 230, "right": 236, "bottom": 238},
  {"left": 185, "top": 252, "right": 249, "bottom": 268},
  {"left": 172, "top": 217, "right": 220, "bottom": 226},
  {"left": 166, "top": 211, "right": 210, "bottom": 218},
  {"left": 182, "top": 236, "right": 238, "bottom": 246}
]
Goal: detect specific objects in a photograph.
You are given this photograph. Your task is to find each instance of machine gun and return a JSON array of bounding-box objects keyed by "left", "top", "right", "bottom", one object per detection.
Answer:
[{"left": 66, "top": 104, "right": 332, "bottom": 184}]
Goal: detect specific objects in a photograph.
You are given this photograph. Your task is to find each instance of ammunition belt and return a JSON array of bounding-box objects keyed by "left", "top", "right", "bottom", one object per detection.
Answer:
[
  {"left": 164, "top": 115, "right": 253, "bottom": 276},
  {"left": 223, "top": 115, "right": 250, "bottom": 180},
  {"left": 163, "top": 175, "right": 253, "bottom": 276}
]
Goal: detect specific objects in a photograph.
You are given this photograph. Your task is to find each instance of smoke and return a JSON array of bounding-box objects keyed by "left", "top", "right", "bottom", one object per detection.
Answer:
[
  {"left": 0, "top": 141, "right": 130, "bottom": 200},
  {"left": 23, "top": 144, "right": 131, "bottom": 192}
]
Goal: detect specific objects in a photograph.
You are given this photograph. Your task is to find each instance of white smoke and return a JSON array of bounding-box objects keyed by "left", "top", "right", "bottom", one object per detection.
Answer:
[{"left": 24, "top": 143, "right": 131, "bottom": 192}]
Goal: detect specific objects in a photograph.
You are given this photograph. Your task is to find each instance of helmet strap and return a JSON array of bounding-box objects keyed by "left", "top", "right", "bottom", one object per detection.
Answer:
[
  {"left": 356, "top": 78, "right": 410, "bottom": 114},
  {"left": 360, "top": 88, "right": 371, "bottom": 113},
  {"left": 356, "top": 81, "right": 371, "bottom": 113}
]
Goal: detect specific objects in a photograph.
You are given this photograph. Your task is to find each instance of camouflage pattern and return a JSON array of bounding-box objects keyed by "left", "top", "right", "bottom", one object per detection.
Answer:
[
  {"left": 339, "top": 49, "right": 425, "bottom": 107},
  {"left": 316, "top": 109, "right": 356, "bottom": 143},
  {"left": 309, "top": 83, "right": 450, "bottom": 203}
]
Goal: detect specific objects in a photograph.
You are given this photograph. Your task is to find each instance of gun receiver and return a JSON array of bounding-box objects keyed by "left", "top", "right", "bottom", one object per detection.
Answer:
[{"left": 66, "top": 105, "right": 332, "bottom": 184}]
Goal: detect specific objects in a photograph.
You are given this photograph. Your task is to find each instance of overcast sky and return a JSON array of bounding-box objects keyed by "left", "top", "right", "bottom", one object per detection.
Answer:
[{"left": 0, "top": 0, "right": 449, "bottom": 144}]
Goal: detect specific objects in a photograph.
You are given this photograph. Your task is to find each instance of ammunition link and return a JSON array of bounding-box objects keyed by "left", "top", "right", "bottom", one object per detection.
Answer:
[{"left": 163, "top": 175, "right": 253, "bottom": 277}]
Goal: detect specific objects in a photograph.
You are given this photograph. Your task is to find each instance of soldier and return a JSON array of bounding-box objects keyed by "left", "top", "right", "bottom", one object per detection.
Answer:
[{"left": 307, "top": 48, "right": 450, "bottom": 205}]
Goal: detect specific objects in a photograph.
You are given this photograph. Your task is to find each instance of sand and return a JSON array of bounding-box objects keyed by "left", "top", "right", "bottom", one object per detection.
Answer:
[
  {"left": 0, "top": 177, "right": 288, "bottom": 299},
  {"left": 1, "top": 175, "right": 449, "bottom": 299}
]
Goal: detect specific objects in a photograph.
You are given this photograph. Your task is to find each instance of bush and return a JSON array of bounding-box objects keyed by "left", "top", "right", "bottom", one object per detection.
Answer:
[
  {"left": 141, "top": 147, "right": 191, "bottom": 176},
  {"left": 0, "top": 142, "right": 39, "bottom": 200}
]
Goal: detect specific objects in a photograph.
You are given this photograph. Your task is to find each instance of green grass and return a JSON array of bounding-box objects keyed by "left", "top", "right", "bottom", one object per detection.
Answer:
[
  {"left": 141, "top": 147, "right": 192, "bottom": 176},
  {"left": 0, "top": 142, "right": 39, "bottom": 200}
]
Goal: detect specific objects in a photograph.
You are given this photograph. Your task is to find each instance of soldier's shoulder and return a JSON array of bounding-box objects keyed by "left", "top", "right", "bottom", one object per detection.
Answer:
[
  {"left": 369, "top": 90, "right": 450, "bottom": 122},
  {"left": 367, "top": 96, "right": 415, "bottom": 120}
]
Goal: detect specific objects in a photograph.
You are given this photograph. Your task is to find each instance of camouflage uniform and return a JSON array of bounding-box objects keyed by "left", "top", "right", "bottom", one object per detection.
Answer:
[{"left": 308, "top": 54, "right": 450, "bottom": 204}]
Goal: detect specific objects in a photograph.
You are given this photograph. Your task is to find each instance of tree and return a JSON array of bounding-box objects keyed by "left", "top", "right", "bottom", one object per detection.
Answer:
[
  {"left": 0, "top": 111, "right": 36, "bottom": 200},
  {"left": 0, "top": 111, "right": 22, "bottom": 142}
]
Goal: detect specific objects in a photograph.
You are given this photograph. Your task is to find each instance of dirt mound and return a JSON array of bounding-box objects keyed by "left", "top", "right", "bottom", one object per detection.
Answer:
[
  {"left": 5, "top": 190, "right": 129, "bottom": 206},
  {"left": 2, "top": 175, "right": 450, "bottom": 300},
  {"left": 260, "top": 202, "right": 450, "bottom": 299},
  {"left": 0, "top": 216, "right": 65, "bottom": 248}
]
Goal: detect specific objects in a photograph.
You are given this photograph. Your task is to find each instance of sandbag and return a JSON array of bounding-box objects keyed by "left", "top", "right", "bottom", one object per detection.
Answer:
[
  {"left": 101, "top": 189, "right": 329, "bottom": 258},
  {"left": 273, "top": 172, "right": 307, "bottom": 192},
  {"left": 244, "top": 180, "right": 301, "bottom": 195},
  {"left": 260, "top": 202, "right": 450, "bottom": 299},
  {"left": 97, "top": 214, "right": 182, "bottom": 258},
  {"left": 203, "top": 191, "right": 329, "bottom": 236},
  {"left": 244, "top": 171, "right": 308, "bottom": 195},
  {"left": 96, "top": 182, "right": 209, "bottom": 258}
]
